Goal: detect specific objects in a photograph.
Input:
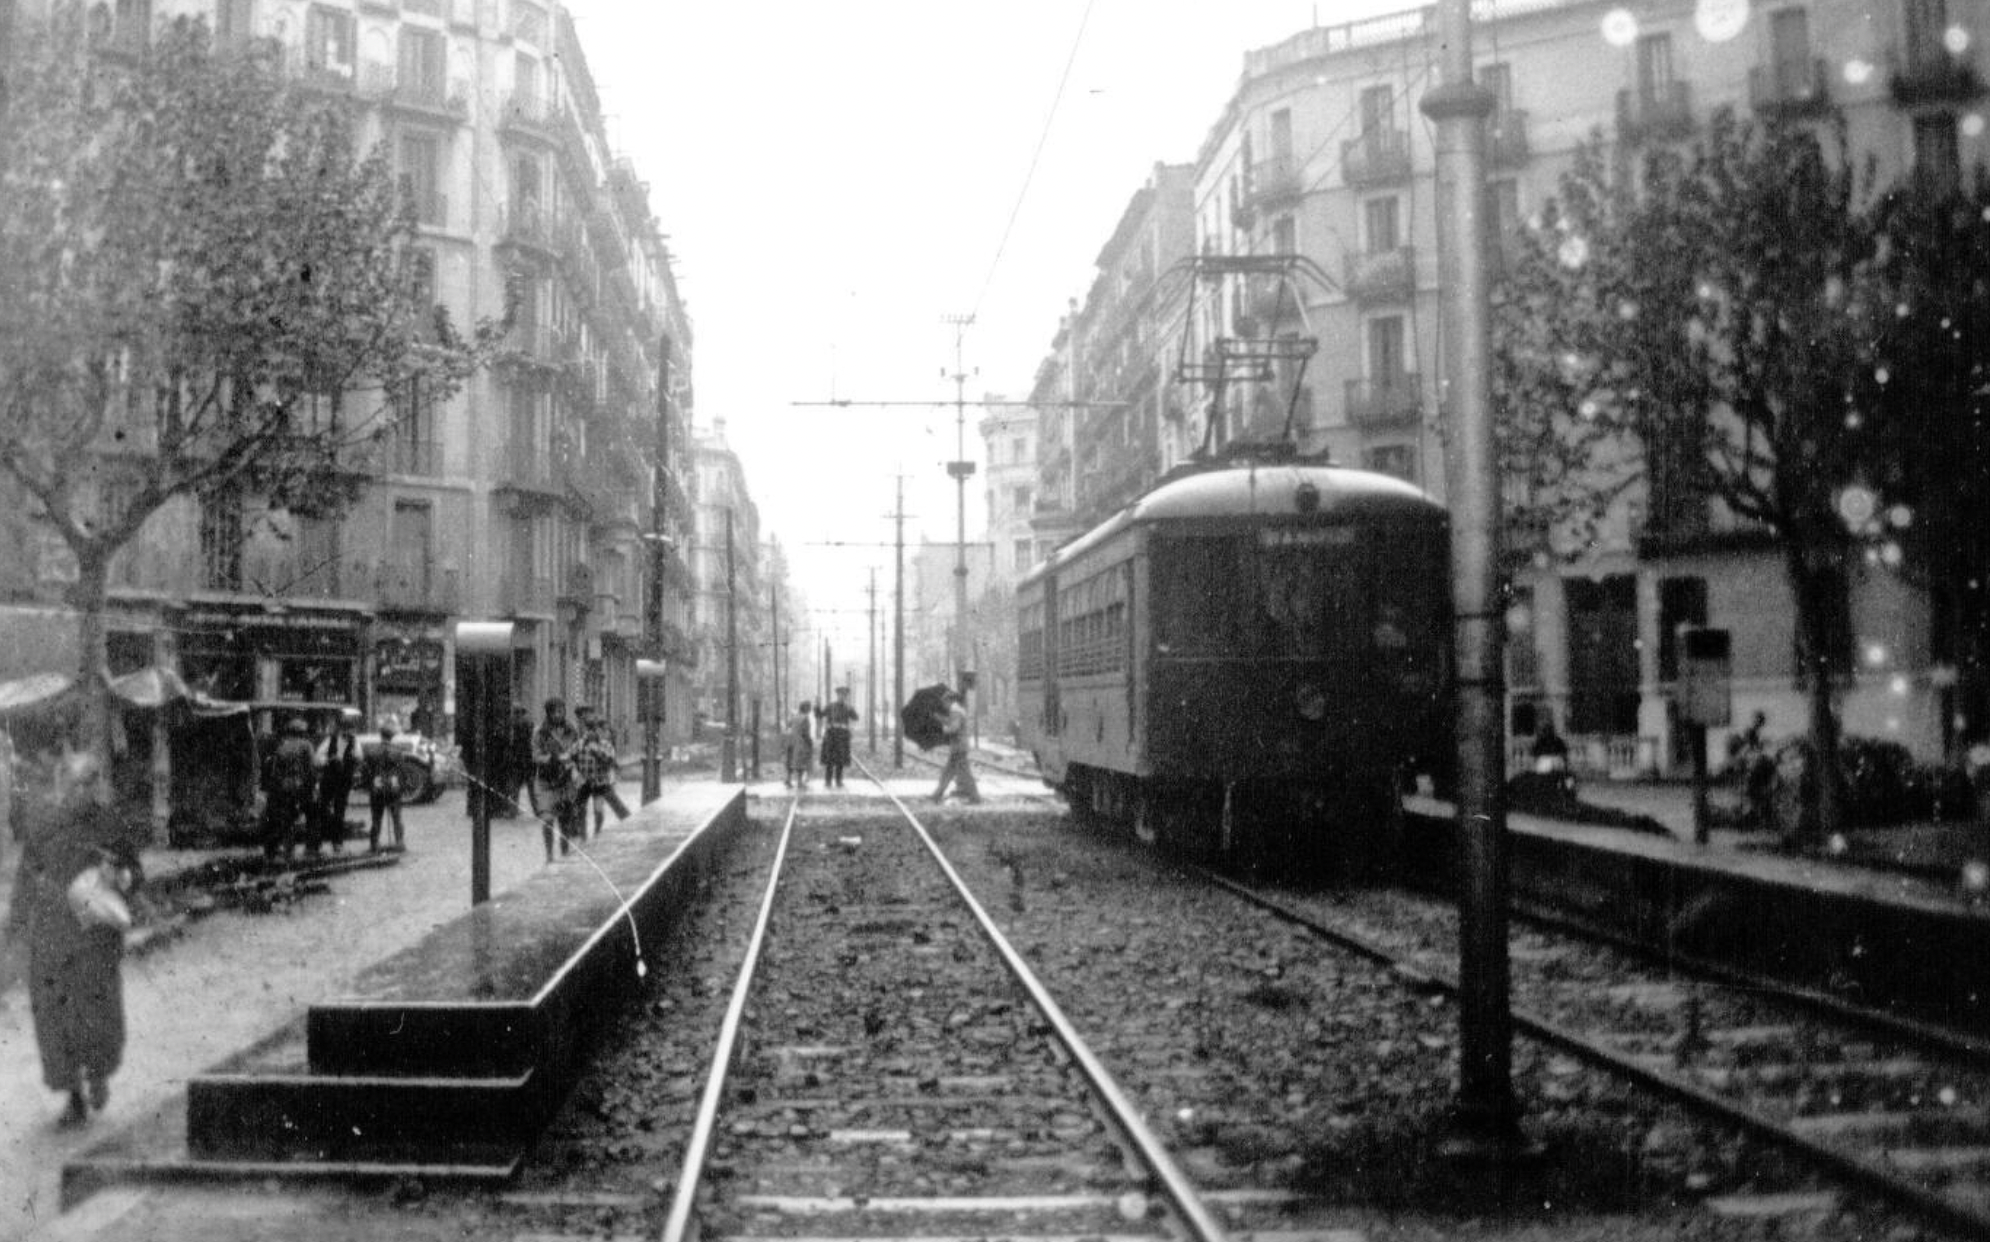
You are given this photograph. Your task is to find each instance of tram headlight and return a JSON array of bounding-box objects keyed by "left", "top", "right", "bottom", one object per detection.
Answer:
[{"left": 1294, "top": 682, "right": 1328, "bottom": 721}]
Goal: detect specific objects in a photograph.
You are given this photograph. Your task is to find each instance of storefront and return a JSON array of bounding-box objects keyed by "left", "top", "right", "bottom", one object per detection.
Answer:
[
  {"left": 175, "top": 607, "right": 365, "bottom": 708},
  {"left": 372, "top": 623, "right": 448, "bottom": 738}
]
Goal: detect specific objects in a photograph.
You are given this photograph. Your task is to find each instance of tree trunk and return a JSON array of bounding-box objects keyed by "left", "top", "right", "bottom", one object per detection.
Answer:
[
  {"left": 69, "top": 552, "right": 114, "bottom": 768},
  {"left": 1784, "top": 545, "right": 1846, "bottom": 849}
]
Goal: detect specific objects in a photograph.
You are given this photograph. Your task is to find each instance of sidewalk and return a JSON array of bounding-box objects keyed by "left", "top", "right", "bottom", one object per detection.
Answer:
[{"left": 1558, "top": 778, "right": 1990, "bottom": 886}]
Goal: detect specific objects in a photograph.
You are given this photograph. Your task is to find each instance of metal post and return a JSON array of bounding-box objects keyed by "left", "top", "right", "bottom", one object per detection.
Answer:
[
  {"left": 894, "top": 474, "right": 906, "bottom": 768},
  {"left": 723, "top": 509, "right": 739, "bottom": 783},
  {"left": 1422, "top": 0, "right": 1517, "bottom": 1147},
  {"left": 944, "top": 315, "right": 976, "bottom": 724},
  {"left": 1691, "top": 725, "right": 1711, "bottom": 846},
  {"left": 749, "top": 695, "right": 761, "bottom": 781},
  {"left": 771, "top": 583, "right": 782, "bottom": 726},
  {"left": 867, "top": 567, "right": 879, "bottom": 755},
  {"left": 644, "top": 336, "right": 671, "bottom": 805}
]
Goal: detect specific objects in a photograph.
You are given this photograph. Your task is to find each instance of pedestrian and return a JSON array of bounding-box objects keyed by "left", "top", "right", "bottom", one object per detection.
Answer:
[
  {"left": 360, "top": 722, "right": 408, "bottom": 853},
  {"left": 262, "top": 717, "right": 317, "bottom": 861},
  {"left": 532, "top": 698, "right": 583, "bottom": 861},
  {"left": 574, "top": 705, "right": 630, "bottom": 837},
  {"left": 310, "top": 709, "right": 360, "bottom": 855},
  {"left": 929, "top": 688, "right": 982, "bottom": 804},
  {"left": 818, "top": 685, "right": 858, "bottom": 789},
  {"left": 1529, "top": 716, "right": 1570, "bottom": 773},
  {"left": 501, "top": 705, "right": 536, "bottom": 819},
  {"left": 5, "top": 745, "right": 146, "bottom": 1127},
  {"left": 783, "top": 701, "right": 814, "bottom": 789}
]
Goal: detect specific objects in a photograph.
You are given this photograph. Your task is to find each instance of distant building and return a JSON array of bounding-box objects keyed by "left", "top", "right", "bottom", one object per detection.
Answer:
[{"left": 688, "top": 421, "right": 766, "bottom": 740}]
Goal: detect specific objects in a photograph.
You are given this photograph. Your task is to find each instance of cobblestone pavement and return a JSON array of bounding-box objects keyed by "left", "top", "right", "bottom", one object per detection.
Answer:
[{"left": 0, "top": 783, "right": 625, "bottom": 1241}]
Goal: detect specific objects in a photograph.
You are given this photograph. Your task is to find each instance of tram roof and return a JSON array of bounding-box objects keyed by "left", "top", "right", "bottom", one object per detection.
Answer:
[{"left": 1023, "top": 462, "right": 1443, "bottom": 587}]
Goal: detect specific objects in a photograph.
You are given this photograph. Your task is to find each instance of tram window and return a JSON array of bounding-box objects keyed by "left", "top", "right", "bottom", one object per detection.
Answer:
[
  {"left": 1257, "top": 538, "right": 1363, "bottom": 657},
  {"left": 1154, "top": 536, "right": 1251, "bottom": 655}
]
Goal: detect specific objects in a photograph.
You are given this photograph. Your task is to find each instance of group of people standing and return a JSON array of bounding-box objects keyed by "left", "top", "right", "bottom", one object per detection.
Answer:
[
  {"left": 259, "top": 712, "right": 414, "bottom": 859},
  {"left": 782, "top": 685, "right": 859, "bottom": 789},
  {"left": 499, "top": 697, "right": 628, "bottom": 863}
]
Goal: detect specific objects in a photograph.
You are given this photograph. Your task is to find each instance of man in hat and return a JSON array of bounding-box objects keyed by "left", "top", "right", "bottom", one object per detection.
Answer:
[
  {"left": 573, "top": 705, "right": 629, "bottom": 838},
  {"left": 309, "top": 709, "right": 361, "bottom": 855},
  {"left": 929, "top": 689, "right": 981, "bottom": 805},
  {"left": 360, "top": 722, "right": 409, "bottom": 853},
  {"left": 819, "top": 685, "right": 858, "bottom": 789},
  {"left": 262, "top": 718, "right": 318, "bottom": 861}
]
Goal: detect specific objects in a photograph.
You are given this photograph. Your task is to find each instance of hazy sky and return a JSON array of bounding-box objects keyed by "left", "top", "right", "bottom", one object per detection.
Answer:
[{"left": 560, "top": 1, "right": 1413, "bottom": 643}]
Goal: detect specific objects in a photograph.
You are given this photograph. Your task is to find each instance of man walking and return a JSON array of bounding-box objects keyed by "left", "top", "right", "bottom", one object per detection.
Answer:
[
  {"left": 262, "top": 718, "right": 317, "bottom": 861},
  {"left": 360, "top": 723, "right": 408, "bottom": 853},
  {"left": 531, "top": 698, "right": 583, "bottom": 862},
  {"left": 574, "top": 705, "right": 629, "bottom": 837},
  {"left": 929, "top": 688, "right": 981, "bottom": 805}
]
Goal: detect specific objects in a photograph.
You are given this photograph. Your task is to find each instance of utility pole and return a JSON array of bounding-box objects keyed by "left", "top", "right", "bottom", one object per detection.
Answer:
[
  {"left": 1423, "top": 0, "right": 1517, "bottom": 1151},
  {"left": 894, "top": 473, "right": 906, "bottom": 768},
  {"left": 723, "top": 509, "right": 739, "bottom": 784},
  {"left": 867, "top": 568, "right": 879, "bottom": 755},
  {"left": 771, "top": 582, "right": 782, "bottom": 726},
  {"left": 643, "top": 335, "right": 671, "bottom": 804},
  {"left": 942, "top": 314, "right": 976, "bottom": 710}
]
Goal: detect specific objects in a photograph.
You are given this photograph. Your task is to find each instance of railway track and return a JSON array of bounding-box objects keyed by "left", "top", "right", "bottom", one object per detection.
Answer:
[
  {"left": 658, "top": 760, "right": 1231, "bottom": 1242},
  {"left": 1213, "top": 873, "right": 1990, "bottom": 1238}
]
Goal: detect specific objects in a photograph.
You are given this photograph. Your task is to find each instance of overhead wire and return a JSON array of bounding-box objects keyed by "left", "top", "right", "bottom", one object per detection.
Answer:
[{"left": 969, "top": 0, "right": 1099, "bottom": 322}]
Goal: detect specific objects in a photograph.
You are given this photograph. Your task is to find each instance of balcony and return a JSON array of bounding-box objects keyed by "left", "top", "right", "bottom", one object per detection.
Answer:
[
  {"left": 1487, "top": 108, "right": 1530, "bottom": 165},
  {"left": 1749, "top": 57, "right": 1834, "bottom": 117},
  {"left": 376, "top": 562, "right": 460, "bottom": 615},
  {"left": 1340, "top": 130, "right": 1411, "bottom": 187},
  {"left": 497, "top": 322, "right": 563, "bottom": 365},
  {"left": 501, "top": 573, "right": 554, "bottom": 617},
  {"left": 496, "top": 200, "right": 557, "bottom": 258},
  {"left": 1245, "top": 155, "right": 1306, "bottom": 211},
  {"left": 241, "top": 552, "right": 346, "bottom": 602},
  {"left": 499, "top": 91, "right": 560, "bottom": 145},
  {"left": 297, "top": 58, "right": 357, "bottom": 95},
  {"left": 1343, "top": 245, "right": 1416, "bottom": 304},
  {"left": 1617, "top": 80, "right": 1695, "bottom": 145},
  {"left": 493, "top": 439, "right": 564, "bottom": 509},
  {"left": 399, "top": 185, "right": 449, "bottom": 229},
  {"left": 1345, "top": 372, "right": 1422, "bottom": 428},
  {"left": 1889, "top": 40, "right": 1984, "bottom": 106}
]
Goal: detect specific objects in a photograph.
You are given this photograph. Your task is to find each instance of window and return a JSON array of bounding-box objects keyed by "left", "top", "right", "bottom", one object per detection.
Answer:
[
  {"left": 1014, "top": 539, "right": 1033, "bottom": 573},
  {"left": 1010, "top": 435, "right": 1027, "bottom": 464},
  {"left": 1636, "top": 33, "right": 1676, "bottom": 105},
  {"left": 398, "top": 131, "right": 445, "bottom": 225},
  {"left": 1363, "top": 443, "right": 1417, "bottom": 482},
  {"left": 510, "top": 152, "right": 543, "bottom": 220},
  {"left": 1012, "top": 485, "right": 1032, "bottom": 513},
  {"left": 393, "top": 378, "right": 437, "bottom": 475},
  {"left": 1903, "top": 0, "right": 1952, "bottom": 67},
  {"left": 398, "top": 26, "right": 446, "bottom": 103},
  {"left": 1482, "top": 61, "right": 1513, "bottom": 122},
  {"left": 199, "top": 489, "right": 244, "bottom": 592},
  {"left": 305, "top": 4, "right": 355, "bottom": 74},
  {"left": 1914, "top": 114, "right": 1960, "bottom": 190},
  {"left": 1657, "top": 577, "right": 1709, "bottom": 682},
  {"left": 406, "top": 246, "right": 437, "bottom": 307},
  {"left": 515, "top": 52, "right": 541, "bottom": 106},
  {"left": 1269, "top": 107, "right": 1293, "bottom": 162},
  {"left": 389, "top": 500, "right": 434, "bottom": 595},
  {"left": 215, "top": 0, "right": 254, "bottom": 46},
  {"left": 111, "top": 0, "right": 150, "bottom": 53},
  {"left": 1272, "top": 213, "right": 1297, "bottom": 255},
  {"left": 1364, "top": 196, "right": 1400, "bottom": 253},
  {"left": 1359, "top": 85, "right": 1395, "bottom": 138},
  {"left": 404, "top": 0, "right": 444, "bottom": 15},
  {"left": 1768, "top": 6, "right": 1813, "bottom": 93},
  {"left": 1366, "top": 315, "right": 1407, "bottom": 379}
]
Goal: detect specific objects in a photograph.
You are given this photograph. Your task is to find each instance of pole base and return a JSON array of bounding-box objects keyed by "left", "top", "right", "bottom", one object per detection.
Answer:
[{"left": 1436, "top": 1106, "right": 1544, "bottom": 1168}]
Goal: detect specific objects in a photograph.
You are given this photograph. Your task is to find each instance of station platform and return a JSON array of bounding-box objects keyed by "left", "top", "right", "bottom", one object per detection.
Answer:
[{"left": 56, "top": 782, "right": 746, "bottom": 1218}]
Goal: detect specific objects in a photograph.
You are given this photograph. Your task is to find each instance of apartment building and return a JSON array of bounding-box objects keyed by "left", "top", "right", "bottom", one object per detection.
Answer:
[
  {"left": 1028, "top": 162, "right": 1198, "bottom": 539},
  {"left": 688, "top": 422, "right": 766, "bottom": 738},
  {"left": 0, "top": 0, "right": 700, "bottom": 758}
]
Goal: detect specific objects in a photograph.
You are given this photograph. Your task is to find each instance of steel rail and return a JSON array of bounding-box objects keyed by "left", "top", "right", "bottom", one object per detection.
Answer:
[
  {"left": 853, "top": 757, "right": 1233, "bottom": 1242},
  {"left": 660, "top": 792, "right": 801, "bottom": 1242},
  {"left": 1202, "top": 869, "right": 1990, "bottom": 1242}
]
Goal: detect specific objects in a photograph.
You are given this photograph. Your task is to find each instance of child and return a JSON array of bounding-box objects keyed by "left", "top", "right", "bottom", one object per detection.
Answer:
[{"left": 783, "top": 701, "right": 815, "bottom": 789}]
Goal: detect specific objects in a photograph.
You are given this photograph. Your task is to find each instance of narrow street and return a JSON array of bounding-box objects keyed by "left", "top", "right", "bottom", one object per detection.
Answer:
[{"left": 0, "top": 785, "right": 628, "bottom": 1241}]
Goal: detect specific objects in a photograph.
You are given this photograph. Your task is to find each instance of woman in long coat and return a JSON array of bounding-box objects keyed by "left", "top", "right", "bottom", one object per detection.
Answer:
[{"left": 6, "top": 747, "right": 145, "bottom": 1126}]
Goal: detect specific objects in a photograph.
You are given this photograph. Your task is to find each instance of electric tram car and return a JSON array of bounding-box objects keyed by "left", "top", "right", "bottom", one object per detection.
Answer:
[{"left": 1016, "top": 450, "right": 1451, "bottom": 872}]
